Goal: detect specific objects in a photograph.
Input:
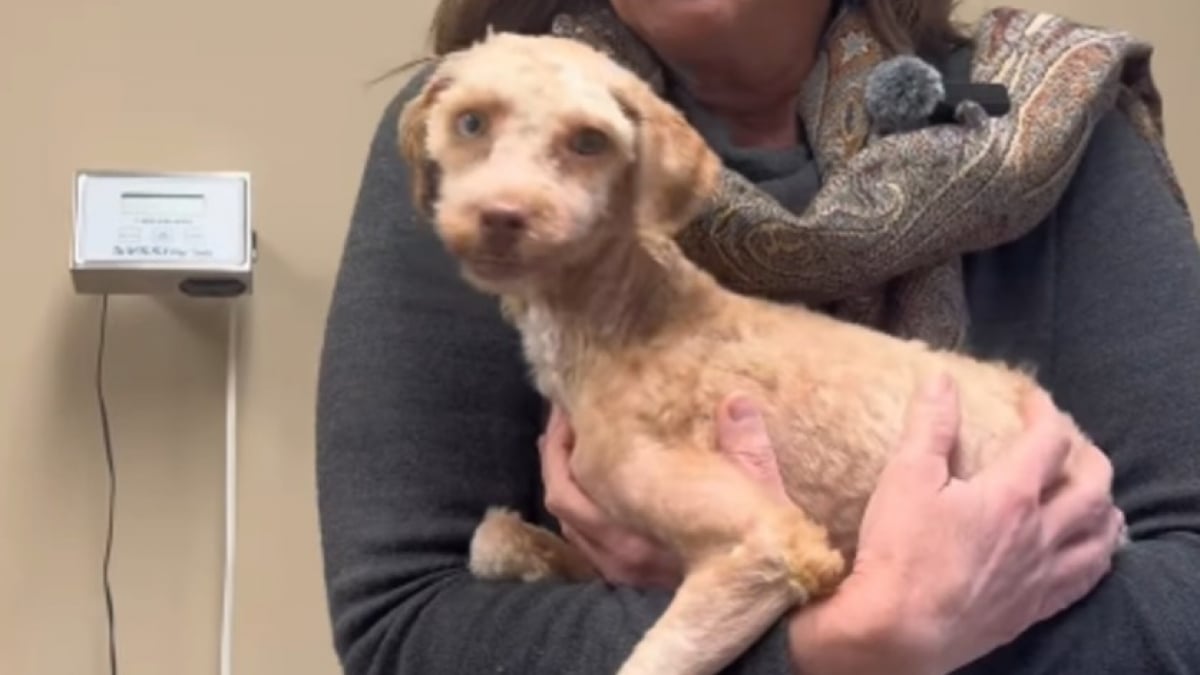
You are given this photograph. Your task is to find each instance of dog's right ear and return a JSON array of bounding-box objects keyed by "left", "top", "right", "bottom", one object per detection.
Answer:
[{"left": 397, "top": 73, "right": 452, "bottom": 216}]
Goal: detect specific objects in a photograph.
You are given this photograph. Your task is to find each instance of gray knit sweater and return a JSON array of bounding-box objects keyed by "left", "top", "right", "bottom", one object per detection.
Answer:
[{"left": 315, "top": 59, "right": 1200, "bottom": 674}]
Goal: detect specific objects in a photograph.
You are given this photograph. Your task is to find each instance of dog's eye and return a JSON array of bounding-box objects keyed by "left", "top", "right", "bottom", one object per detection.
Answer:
[
  {"left": 455, "top": 111, "right": 487, "bottom": 137},
  {"left": 567, "top": 127, "right": 610, "bottom": 156}
]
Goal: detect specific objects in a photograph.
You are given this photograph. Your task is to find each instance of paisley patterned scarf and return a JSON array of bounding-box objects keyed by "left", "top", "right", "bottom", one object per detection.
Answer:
[{"left": 548, "top": 3, "right": 1186, "bottom": 349}]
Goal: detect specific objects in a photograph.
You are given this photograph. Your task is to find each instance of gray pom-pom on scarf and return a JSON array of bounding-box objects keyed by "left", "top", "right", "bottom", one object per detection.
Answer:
[{"left": 865, "top": 55, "right": 946, "bottom": 135}]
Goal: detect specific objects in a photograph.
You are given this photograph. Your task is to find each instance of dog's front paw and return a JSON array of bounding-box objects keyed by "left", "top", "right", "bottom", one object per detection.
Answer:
[
  {"left": 469, "top": 507, "right": 598, "bottom": 583},
  {"left": 788, "top": 543, "right": 847, "bottom": 602},
  {"left": 772, "top": 521, "right": 848, "bottom": 603}
]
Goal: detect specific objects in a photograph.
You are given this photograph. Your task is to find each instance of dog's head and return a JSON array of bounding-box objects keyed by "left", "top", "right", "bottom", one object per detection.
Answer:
[{"left": 398, "top": 32, "right": 721, "bottom": 294}]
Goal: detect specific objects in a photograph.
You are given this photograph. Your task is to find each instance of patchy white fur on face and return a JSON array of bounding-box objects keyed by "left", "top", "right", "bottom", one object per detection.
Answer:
[{"left": 420, "top": 34, "right": 640, "bottom": 292}]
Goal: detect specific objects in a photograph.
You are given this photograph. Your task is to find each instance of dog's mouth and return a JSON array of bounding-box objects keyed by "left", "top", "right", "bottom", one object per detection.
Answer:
[{"left": 463, "top": 254, "right": 527, "bottom": 282}]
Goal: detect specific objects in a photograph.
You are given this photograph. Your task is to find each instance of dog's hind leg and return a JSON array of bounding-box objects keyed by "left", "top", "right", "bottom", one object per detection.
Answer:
[{"left": 573, "top": 443, "right": 846, "bottom": 675}]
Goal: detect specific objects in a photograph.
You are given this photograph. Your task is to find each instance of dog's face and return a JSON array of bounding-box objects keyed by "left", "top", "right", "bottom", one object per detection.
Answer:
[{"left": 399, "top": 33, "right": 720, "bottom": 294}]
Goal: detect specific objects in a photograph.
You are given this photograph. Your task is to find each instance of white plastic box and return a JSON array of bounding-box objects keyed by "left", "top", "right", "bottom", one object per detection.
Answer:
[{"left": 70, "top": 170, "right": 254, "bottom": 297}]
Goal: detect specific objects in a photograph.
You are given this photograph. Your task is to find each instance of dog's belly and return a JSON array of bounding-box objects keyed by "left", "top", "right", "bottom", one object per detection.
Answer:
[
  {"left": 771, "top": 414, "right": 893, "bottom": 561},
  {"left": 757, "top": 350, "right": 919, "bottom": 560},
  {"left": 577, "top": 304, "right": 1038, "bottom": 561},
  {"left": 744, "top": 334, "right": 1035, "bottom": 560}
]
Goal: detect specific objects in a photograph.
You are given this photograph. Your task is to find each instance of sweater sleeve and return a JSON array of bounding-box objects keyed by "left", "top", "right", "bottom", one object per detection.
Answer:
[
  {"left": 962, "top": 110, "right": 1200, "bottom": 673},
  {"left": 314, "top": 72, "right": 795, "bottom": 675}
]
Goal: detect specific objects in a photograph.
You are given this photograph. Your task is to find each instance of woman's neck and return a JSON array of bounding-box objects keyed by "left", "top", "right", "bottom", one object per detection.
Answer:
[
  {"left": 671, "top": 42, "right": 820, "bottom": 149},
  {"left": 620, "top": 0, "right": 833, "bottom": 149},
  {"left": 694, "top": 92, "right": 804, "bottom": 150}
]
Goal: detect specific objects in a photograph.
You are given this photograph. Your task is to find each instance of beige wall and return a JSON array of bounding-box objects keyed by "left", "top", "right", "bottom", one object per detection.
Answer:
[
  {"left": 0, "top": 1, "right": 1195, "bottom": 674},
  {"left": 0, "top": 1, "right": 439, "bottom": 674},
  {"left": 957, "top": 0, "right": 1200, "bottom": 205}
]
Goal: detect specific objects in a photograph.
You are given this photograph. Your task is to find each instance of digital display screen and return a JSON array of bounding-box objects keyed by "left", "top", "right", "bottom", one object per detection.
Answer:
[
  {"left": 120, "top": 192, "right": 207, "bottom": 219},
  {"left": 75, "top": 172, "right": 248, "bottom": 267}
]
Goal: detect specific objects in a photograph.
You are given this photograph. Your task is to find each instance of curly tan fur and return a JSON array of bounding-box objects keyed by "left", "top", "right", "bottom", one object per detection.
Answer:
[{"left": 398, "top": 32, "right": 1105, "bottom": 675}]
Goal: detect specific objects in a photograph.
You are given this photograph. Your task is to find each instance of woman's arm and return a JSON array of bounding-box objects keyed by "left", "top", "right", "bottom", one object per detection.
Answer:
[
  {"left": 535, "top": 104, "right": 1188, "bottom": 675},
  {"left": 964, "top": 109, "right": 1200, "bottom": 673},
  {"left": 314, "top": 72, "right": 795, "bottom": 675}
]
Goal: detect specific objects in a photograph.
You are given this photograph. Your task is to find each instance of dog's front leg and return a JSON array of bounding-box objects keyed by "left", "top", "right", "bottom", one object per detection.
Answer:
[
  {"left": 573, "top": 443, "right": 846, "bottom": 675},
  {"left": 618, "top": 545, "right": 805, "bottom": 675}
]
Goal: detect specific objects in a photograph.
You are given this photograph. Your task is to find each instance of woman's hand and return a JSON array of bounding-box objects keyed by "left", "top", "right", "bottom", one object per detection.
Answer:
[
  {"left": 790, "top": 374, "right": 1125, "bottom": 675},
  {"left": 538, "top": 395, "right": 786, "bottom": 589}
]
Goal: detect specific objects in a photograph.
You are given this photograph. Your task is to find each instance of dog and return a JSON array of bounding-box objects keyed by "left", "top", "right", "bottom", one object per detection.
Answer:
[{"left": 396, "top": 31, "right": 1118, "bottom": 675}]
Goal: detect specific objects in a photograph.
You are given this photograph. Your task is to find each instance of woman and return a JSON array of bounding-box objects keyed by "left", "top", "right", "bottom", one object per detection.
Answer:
[{"left": 316, "top": 0, "right": 1200, "bottom": 673}]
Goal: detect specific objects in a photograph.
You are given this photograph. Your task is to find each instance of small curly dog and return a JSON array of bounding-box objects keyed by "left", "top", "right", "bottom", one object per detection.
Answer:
[{"left": 397, "top": 31, "right": 1119, "bottom": 675}]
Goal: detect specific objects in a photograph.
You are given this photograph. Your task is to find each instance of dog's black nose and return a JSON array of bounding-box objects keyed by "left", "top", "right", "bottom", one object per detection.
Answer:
[
  {"left": 479, "top": 208, "right": 526, "bottom": 253},
  {"left": 480, "top": 208, "right": 527, "bottom": 234}
]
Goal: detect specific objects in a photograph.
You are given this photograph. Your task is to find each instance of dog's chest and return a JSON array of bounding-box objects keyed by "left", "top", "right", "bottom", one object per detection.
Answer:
[{"left": 514, "top": 305, "right": 572, "bottom": 399}]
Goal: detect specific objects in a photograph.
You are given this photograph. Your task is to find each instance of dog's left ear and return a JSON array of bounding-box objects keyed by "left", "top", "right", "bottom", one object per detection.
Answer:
[
  {"left": 610, "top": 76, "right": 721, "bottom": 236},
  {"left": 398, "top": 73, "right": 452, "bottom": 216}
]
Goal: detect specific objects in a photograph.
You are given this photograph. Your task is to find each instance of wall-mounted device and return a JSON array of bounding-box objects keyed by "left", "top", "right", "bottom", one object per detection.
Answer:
[{"left": 71, "top": 170, "right": 255, "bottom": 297}]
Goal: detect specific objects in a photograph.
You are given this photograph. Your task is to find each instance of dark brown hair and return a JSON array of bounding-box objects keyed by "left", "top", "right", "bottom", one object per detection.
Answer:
[{"left": 427, "top": 0, "right": 969, "bottom": 60}]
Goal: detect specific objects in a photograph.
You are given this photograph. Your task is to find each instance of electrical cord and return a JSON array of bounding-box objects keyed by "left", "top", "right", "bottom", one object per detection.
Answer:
[
  {"left": 93, "top": 295, "right": 239, "bottom": 675},
  {"left": 95, "top": 294, "right": 119, "bottom": 675}
]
